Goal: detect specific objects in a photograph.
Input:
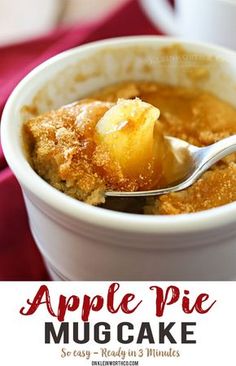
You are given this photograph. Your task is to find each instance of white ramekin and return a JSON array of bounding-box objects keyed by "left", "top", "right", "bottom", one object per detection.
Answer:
[{"left": 2, "top": 36, "right": 236, "bottom": 280}]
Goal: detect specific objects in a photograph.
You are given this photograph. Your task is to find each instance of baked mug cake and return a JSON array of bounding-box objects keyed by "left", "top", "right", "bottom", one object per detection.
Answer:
[
  {"left": 2, "top": 37, "right": 236, "bottom": 280},
  {"left": 23, "top": 81, "right": 236, "bottom": 215}
]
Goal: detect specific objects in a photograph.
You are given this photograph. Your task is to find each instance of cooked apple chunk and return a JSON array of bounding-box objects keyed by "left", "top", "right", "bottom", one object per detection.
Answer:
[
  {"left": 96, "top": 98, "right": 174, "bottom": 190},
  {"left": 24, "top": 96, "right": 176, "bottom": 203}
]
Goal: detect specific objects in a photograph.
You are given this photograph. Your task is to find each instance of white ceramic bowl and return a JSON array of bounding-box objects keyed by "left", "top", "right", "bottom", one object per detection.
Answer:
[{"left": 2, "top": 36, "right": 236, "bottom": 280}]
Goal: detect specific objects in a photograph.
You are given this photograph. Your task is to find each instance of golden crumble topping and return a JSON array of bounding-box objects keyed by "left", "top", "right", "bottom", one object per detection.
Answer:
[{"left": 23, "top": 81, "right": 236, "bottom": 214}]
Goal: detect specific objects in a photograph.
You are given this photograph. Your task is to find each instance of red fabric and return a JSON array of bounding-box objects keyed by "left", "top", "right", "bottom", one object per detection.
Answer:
[{"left": 0, "top": 0, "right": 162, "bottom": 280}]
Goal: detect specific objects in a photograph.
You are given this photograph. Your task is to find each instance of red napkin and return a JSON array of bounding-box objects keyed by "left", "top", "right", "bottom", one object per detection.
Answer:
[{"left": 0, "top": 0, "right": 162, "bottom": 280}]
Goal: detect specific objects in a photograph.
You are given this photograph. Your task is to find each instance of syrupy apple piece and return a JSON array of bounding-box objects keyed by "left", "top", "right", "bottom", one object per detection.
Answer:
[{"left": 95, "top": 98, "right": 177, "bottom": 190}]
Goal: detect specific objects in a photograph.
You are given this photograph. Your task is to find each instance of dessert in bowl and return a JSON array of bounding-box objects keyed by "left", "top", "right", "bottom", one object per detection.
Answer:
[{"left": 2, "top": 36, "right": 236, "bottom": 280}]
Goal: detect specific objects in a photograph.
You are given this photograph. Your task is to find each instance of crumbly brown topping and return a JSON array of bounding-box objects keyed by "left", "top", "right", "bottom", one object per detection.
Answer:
[{"left": 23, "top": 81, "right": 236, "bottom": 213}]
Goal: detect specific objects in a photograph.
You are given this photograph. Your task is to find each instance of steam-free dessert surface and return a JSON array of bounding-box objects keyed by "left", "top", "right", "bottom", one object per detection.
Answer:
[
  {"left": 24, "top": 97, "right": 175, "bottom": 204},
  {"left": 24, "top": 81, "right": 236, "bottom": 214}
]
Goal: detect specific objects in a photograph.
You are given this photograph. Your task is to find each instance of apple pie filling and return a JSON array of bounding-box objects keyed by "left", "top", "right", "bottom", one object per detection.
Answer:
[{"left": 23, "top": 82, "right": 236, "bottom": 214}]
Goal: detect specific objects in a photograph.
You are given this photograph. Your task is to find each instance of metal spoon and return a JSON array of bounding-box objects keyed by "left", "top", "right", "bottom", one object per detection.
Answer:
[{"left": 105, "top": 135, "right": 236, "bottom": 197}]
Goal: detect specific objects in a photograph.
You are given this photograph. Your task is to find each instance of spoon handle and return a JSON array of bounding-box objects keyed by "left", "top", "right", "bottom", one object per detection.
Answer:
[
  {"left": 194, "top": 134, "right": 236, "bottom": 171},
  {"left": 106, "top": 135, "right": 236, "bottom": 198}
]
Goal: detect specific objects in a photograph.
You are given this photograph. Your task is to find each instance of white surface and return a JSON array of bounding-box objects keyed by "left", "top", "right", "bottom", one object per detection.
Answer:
[
  {"left": 2, "top": 36, "right": 236, "bottom": 280},
  {"left": 0, "top": 0, "right": 126, "bottom": 45},
  {"left": 61, "top": 0, "right": 127, "bottom": 25},
  {"left": 0, "top": 0, "right": 60, "bottom": 45},
  {"left": 140, "top": 0, "right": 236, "bottom": 49},
  {"left": 1, "top": 282, "right": 235, "bottom": 365}
]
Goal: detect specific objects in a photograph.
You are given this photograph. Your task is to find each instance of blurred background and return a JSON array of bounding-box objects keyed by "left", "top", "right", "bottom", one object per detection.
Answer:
[
  {"left": 2, "top": 0, "right": 236, "bottom": 49},
  {"left": 0, "top": 0, "right": 128, "bottom": 45}
]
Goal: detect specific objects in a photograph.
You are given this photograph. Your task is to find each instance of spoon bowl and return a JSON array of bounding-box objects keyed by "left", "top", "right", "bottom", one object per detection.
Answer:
[{"left": 106, "top": 135, "right": 236, "bottom": 197}]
